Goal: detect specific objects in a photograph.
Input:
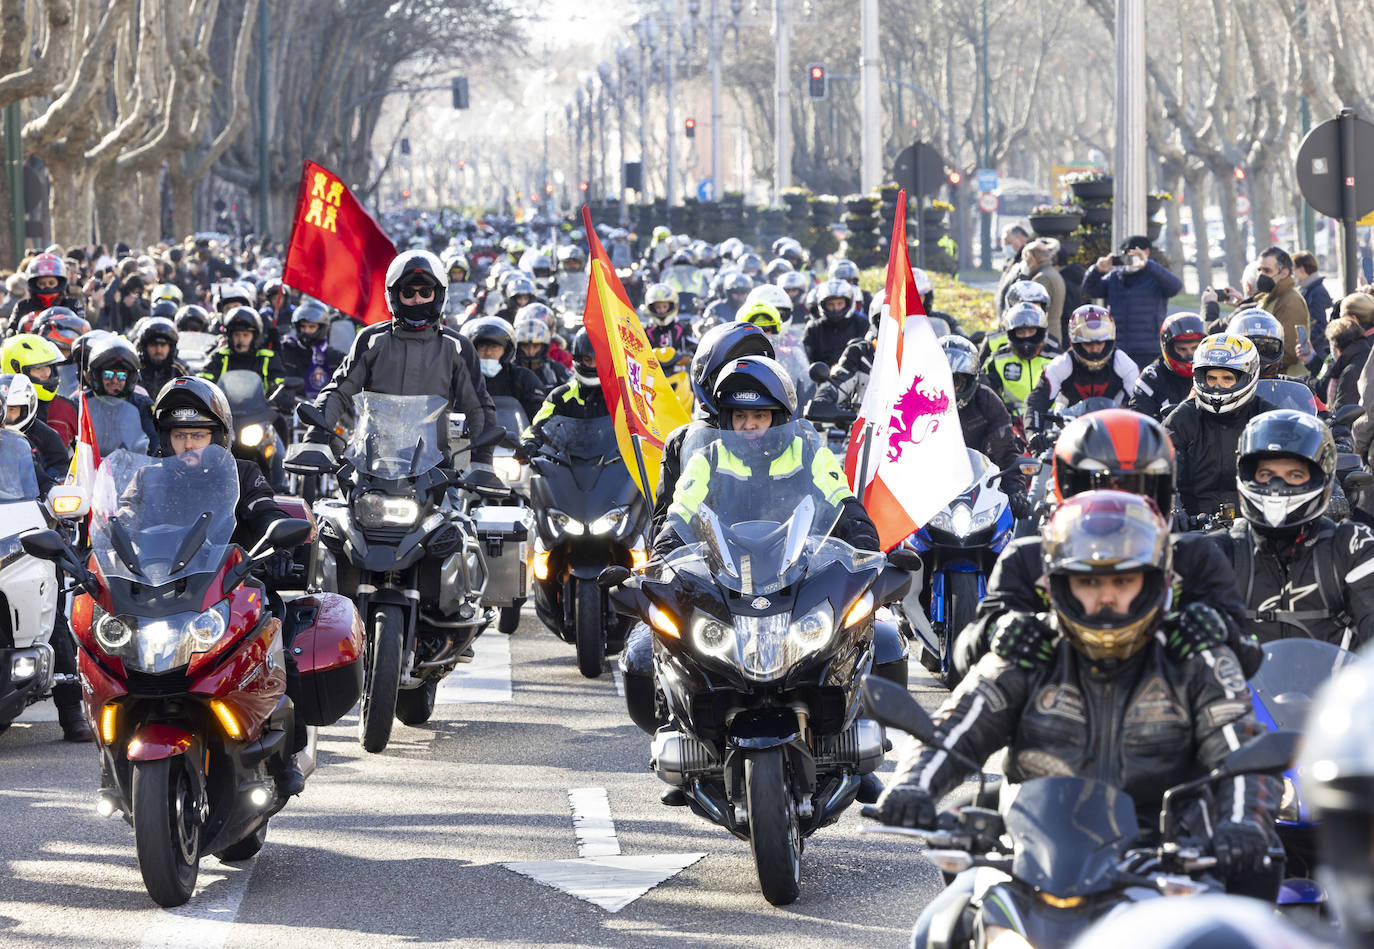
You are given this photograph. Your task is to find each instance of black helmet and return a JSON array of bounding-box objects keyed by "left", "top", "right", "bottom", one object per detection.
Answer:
[
  {"left": 571, "top": 328, "right": 599, "bottom": 387},
  {"left": 691, "top": 321, "right": 776, "bottom": 416},
  {"left": 1003, "top": 301, "right": 1049, "bottom": 359},
  {"left": 1159, "top": 312, "right": 1206, "bottom": 378},
  {"left": 830, "top": 258, "right": 860, "bottom": 283},
  {"left": 85, "top": 335, "right": 140, "bottom": 397},
  {"left": 1226, "top": 308, "right": 1285, "bottom": 376},
  {"left": 222, "top": 305, "right": 263, "bottom": 349},
  {"left": 133, "top": 316, "right": 179, "bottom": 366},
  {"left": 152, "top": 375, "right": 233, "bottom": 453},
  {"left": 461, "top": 316, "right": 516, "bottom": 363},
  {"left": 150, "top": 297, "right": 179, "bottom": 320},
  {"left": 713, "top": 355, "right": 797, "bottom": 424},
  {"left": 1236, "top": 408, "right": 1335, "bottom": 533},
  {"left": 1051, "top": 408, "right": 1176, "bottom": 516},
  {"left": 1042, "top": 490, "right": 1172, "bottom": 663},
  {"left": 502, "top": 272, "right": 538, "bottom": 310},
  {"left": 175, "top": 304, "right": 211, "bottom": 333},
  {"left": 384, "top": 249, "right": 447, "bottom": 329},
  {"left": 817, "top": 279, "right": 856, "bottom": 325},
  {"left": 941, "top": 335, "right": 980, "bottom": 408},
  {"left": 291, "top": 298, "right": 331, "bottom": 344},
  {"left": 1299, "top": 650, "right": 1374, "bottom": 944}
]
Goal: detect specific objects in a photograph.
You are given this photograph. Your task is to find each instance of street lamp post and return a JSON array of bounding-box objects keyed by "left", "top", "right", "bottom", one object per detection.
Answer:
[
  {"left": 584, "top": 76, "right": 596, "bottom": 202},
  {"left": 597, "top": 63, "right": 612, "bottom": 208},
  {"left": 574, "top": 89, "right": 585, "bottom": 200},
  {"left": 979, "top": 0, "right": 992, "bottom": 269},
  {"left": 615, "top": 46, "right": 633, "bottom": 225},
  {"left": 1113, "top": 0, "right": 1146, "bottom": 246},
  {"left": 663, "top": 0, "right": 677, "bottom": 222},
  {"left": 772, "top": 0, "right": 792, "bottom": 205},
  {"left": 636, "top": 17, "right": 654, "bottom": 209}
]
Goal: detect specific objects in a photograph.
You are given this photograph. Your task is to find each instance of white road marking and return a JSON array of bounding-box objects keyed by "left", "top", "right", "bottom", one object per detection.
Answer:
[
  {"left": 611, "top": 667, "right": 625, "bottom": 698},
  {"left": 502, "top": 853, "right": 706, "bottom": 913},
  {"left": 436, "top": 634, "right": 512, "bottom": 704},
  {"left": 568, "top": 787, "right": 620, "bottom": 857},
  {"left": 137, "top": 858, "right": 256, "bottom": 949}
]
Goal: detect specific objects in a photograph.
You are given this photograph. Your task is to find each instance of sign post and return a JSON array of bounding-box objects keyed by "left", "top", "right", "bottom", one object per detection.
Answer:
[{"left": 1296, "top": 109, "right": 1374, "bottom": 293}]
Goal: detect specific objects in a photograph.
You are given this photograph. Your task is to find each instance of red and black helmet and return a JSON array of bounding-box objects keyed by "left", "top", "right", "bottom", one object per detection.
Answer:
[
  {"left": 1051, "top": 407, "right": 1176, "bottom": 516},
  {"left": 1159, "top": 312, "right": 1206, "bottom": 378}
]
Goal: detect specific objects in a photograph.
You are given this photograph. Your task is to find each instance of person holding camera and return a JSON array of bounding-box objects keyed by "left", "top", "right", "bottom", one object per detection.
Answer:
[{"left": 1081, "top": 235, "right": 1183, "bottom": 371}]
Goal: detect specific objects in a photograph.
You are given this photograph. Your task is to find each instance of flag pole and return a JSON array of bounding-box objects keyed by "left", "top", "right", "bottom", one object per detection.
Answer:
[
  {"left": 629, "top": 432, "right": 656, "bottom": 506},
  {"left": 855, "top": 421, "right": 875, "bottom": 503}
]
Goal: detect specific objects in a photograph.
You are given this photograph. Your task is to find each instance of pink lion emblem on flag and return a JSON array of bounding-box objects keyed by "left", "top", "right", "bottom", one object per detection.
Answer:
[{"left": 886, "top": 375, "right": 951, "bottom": 463}]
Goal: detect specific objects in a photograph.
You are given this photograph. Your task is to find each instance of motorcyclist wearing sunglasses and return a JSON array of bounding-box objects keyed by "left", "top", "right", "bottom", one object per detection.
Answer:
[{"left": 82, "top": 334, "right": 158, "bottom": 452}]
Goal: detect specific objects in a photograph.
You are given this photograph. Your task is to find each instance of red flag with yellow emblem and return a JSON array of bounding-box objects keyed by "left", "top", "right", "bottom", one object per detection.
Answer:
[
  {"left": 579, "top": 207, "right": 692, "bottom": 502},
  {"left": 281, "top": 160, "right": 397, "bottom": 325}
]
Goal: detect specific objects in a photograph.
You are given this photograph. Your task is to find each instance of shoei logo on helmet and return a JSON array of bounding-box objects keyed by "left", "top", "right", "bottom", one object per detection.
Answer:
[
  {"left": 171, "top": 407, "right": 201, "bottom": 422},
  {"left": 733, "top": 390, "right": 761, "bottom": 403}
]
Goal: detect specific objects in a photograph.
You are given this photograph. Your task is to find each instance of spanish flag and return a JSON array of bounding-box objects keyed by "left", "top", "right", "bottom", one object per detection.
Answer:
[{"left": 579, "top": 207, "right": 691, "bottom": 501}]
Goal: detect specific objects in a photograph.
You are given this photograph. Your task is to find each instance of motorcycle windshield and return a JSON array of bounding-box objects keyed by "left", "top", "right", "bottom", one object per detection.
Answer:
[
  {"left": 1006, "top": 776, "right": 1138, "bottom": 898},
  {"left": 1250, "top": 639, "right": 1354, "bottom": 731},
  {"left": 343, "top": 393, "right": 447, "bottom": 479},
  {"left": 0, "top": 429, "right": 39, "bottom": 502},
  {"left": 670, "top": 421, "right": 844, "bottom": 595},
  {"left": 493, "top": 396, "right": 529, "bottom": 444},
  {"left": 1255, "top": 379, "right": 1319, "bottom": 416},
  {"left": 90, "top": 445, "right": 239, "bottom": 586},
  {"left": 1059, "top": 396, "right": 1118, "bottom": 420},
  {"left": 217, "top": 369, "right": 271, "bottom": 418},
  {"left": 538, "top": 415, "right": 620, "bottom": 463},
  {"left": 85, "top": 395, "right": 150, "bottom": 455}
]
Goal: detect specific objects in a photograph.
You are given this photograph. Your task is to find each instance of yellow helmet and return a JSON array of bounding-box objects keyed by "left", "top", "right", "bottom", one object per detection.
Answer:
[
  {"left": 740, "top": 300, "right": 782, "bottom": 335},
  {"left": 0, "top": 334, "right": 63, "bottom": 402}
]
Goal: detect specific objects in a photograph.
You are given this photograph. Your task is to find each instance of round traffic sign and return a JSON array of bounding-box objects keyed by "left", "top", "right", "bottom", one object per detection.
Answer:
[
  {"left": 977, "top": 192, "right": 999, "bottom": 214},
  {"left": 1235, "top": 194, "right": 1251, "bottom": 217},
  {"left": 1296, "top": 112, "right": 1374, "bottom": 219}
]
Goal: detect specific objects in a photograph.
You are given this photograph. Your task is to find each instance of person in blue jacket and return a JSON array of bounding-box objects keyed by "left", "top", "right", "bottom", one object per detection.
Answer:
[{"left": 1081, "top": 235, "right": 1183, "bottom": 371}]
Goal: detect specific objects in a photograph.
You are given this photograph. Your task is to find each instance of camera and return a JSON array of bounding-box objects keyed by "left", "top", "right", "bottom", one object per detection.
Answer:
[{"left": 1109, "top": 254, "right": 1127, "bottom": 267}]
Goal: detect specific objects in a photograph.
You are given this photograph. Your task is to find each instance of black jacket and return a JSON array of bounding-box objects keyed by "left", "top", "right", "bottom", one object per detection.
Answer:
[
  {"left": 11, "top": 294, "right": 84, "bottom": 328},
  {"left": 959, "top": 384, "right": 1027, "bottom": 498},
  {"left": 954, "top": 532, "right": 1261, "bottom": 679},
  {"left": 233, "top": 457, "right": 289, "bottom": 550},
  {"left": 1210, "top": 517, "right": 1374, "bottom": 648},
  {"left": 483, "top": 364, "right": 546, "bottom": 420},
  {"left": 1128, "top": 358, "right": 1195, "bottom": 422},
  {"left": 22, "top": 418, "right": 71, "bottom": 491},
  {"left": 1025, "top": 350, "right": 1139, "bottom": 424},
  {"left": 1323, "top": 335, "right": 1370, "bottom": 412},
  {"left": 895, "top": 641, "right": 1279, "bottom": 833},
  {"left": 1163, "top": 396, "right": 1278, "bottom": 518},
  {"left": 138, "top": 358, "right": 189, "bottom": 402},
  {"left": 802, "top": 314, "right": 869, "bottom": 365},
  {"left": 278, "top": 335, "right": 343, "bottom": 397},
  {"left": 315, "top": 320, "right": 497, "bottom": 464}
]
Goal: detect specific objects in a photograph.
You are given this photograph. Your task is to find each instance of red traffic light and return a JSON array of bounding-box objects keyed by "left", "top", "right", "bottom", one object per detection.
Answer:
[
  {"left": 545, "top": 183, "right": 554, "bottom": 194},
  {"left": 401, "top": 189, "right": 411, "bottom": 199},
  {"left": 810, "top": 66, "right": 823, "bottom": 79},
  {"left": 947, "top": 170, "right": 962, "bottom": 185},
  {"left": 1234, "top": 167, "right": 1247, "bottom": 181},
  {"left": 579, "top": 181, "right": 589, "bottom": 192}
]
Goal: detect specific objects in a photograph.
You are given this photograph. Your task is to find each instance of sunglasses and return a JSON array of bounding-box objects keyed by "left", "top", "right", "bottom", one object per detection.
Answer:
[
  {"left": 102, "top": 369, "right": 129, "bottom": 381},
  {"left": 399, "top": 285, "right": 436, "bottom": 301}
]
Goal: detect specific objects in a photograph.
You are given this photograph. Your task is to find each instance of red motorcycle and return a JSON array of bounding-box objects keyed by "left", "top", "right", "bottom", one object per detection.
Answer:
[{"left": 22, "top": 445, "right": 364, "bottom": 907}]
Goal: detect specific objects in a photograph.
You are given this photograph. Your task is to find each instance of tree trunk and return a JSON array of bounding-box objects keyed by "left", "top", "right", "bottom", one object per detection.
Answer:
[
  {"left": 169, "top": 162, "right": 195, "bottom": 239},
  {"left": 1184, "top": 169, "right": 1212, "bottom": 290},
  {"left": 1248, "top": 169, "right": 1273, "bottom": 262},
  {"left": 45, "top": 156, "right": 96, "bottom": 246},
  {"left": 1217, "top": 169, "right": 1245, "bottom": 289},
  {"left": 1162, "top": 165, "right": 1185, "bottom": 275}
]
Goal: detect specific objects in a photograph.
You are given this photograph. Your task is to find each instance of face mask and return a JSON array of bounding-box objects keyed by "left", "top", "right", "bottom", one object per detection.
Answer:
[
  {"left": 395, "top": 300, "right": 439, "bottom": 328},
  {"left": 479, "top": 358, "right": 501, "bottom": 378},
  {"left": 1255, "top": 274, "right": 1277, "bottom": 294}
]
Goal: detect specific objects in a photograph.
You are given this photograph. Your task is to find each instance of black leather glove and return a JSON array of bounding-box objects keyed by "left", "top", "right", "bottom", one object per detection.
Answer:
[
  {"left": 304, "top": 426, "right": 331, "bottom": 445},
  {"left": 1212, "top": 821, "right": 1270, "bottom": 877},
  {"left": 513, "top": 444, "right": 531, "bottom": 463},
  {"left": 260, "top": 549, "right": 296, "bottom": 586},
  {"left": 873, "top": 783, "right": 937, "bottom": 828},
  {"left": 1162, "top": 602, "right": 1229, "bottom": 662},
  {"left": 1009, "top": 490, "right": 1034, "bottom": 521},
  {"left": 990, "top": 613, "right": 1057, "bottom": 670}
]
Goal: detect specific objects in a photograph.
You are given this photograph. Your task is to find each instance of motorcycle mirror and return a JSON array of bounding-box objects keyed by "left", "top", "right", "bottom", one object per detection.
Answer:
[
  {"left": 295, "top": 401, "right": 328, "bottom": 430},
  {"left": 260, "top": 518, "right": 313, "bottom": 556},
  {"left": 598, "top": 565, "right": 632, "bottom": 588},
  {"left": 19, "top": 528, "right": 69, "bottom": 563},
  {"left": 1332, "top": 404, "right": 1364, "bottom": 427},
  {"left": 1017, "top": 457, "right": 1041, "bottom": 477},
  {"left": 808, "top": 361, "right": 831, "bottom": 384},
  {"left": 886, "top": 548, "right": 923, "bottom": 572},
  {"left": 470, "top": 424, "right": 507, "bottom": 452},
  {"left": 1211, "top": 729, "right": 1301, "bottom": 781},
  {"left": 860, "top": 674, "right": 939, "bottom": 743}
]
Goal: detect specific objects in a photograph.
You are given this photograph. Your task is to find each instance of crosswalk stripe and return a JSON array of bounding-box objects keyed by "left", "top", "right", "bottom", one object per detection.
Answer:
[{"left": 435, "top": 633, "right": 512, "bottom": 704}]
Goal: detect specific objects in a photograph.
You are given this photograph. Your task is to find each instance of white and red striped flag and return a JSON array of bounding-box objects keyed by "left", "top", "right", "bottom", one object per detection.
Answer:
[{"left": 843, "top": 189, "right": 971, "bottom": 550}]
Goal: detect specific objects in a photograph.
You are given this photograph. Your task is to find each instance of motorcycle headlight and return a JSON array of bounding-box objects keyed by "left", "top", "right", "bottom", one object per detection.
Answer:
[
  {"left": 95, "top": 610, "right": 134, "bottom": 650},
  {"left": 494, "top": 455, "right": 524, "bottom": 484},
  {"left": 187, "top": 601, "right": 230, "bottom": 651},
  {"left": 546, "top": 508, "right": 584, "bottom": 537},
  {"left": 949, "top": 503, "right": 973, "bottom": 538},
  {"left": 1279, "top": 776, "right": 1300, "bottom": 822},
  {"left": 787, "top": 602, "right": 835, "bottom": 654},
  {"left": 691, "top": 614, "right": 733, "bottom": 657},
  {"left": 239, "top": 423, "right": 266, "bottom": 447},
  {"left": 355, "top": 492, "right": 421, "bottom": 528},
  {"left": 589, "top": 505, "right": 631, "bottom": 536},
  {"left": 969, "top": 508, "right": 999, "bottom": 536},
  {"left": 928, "top": 509, "right": 954, "bottom": 533}
]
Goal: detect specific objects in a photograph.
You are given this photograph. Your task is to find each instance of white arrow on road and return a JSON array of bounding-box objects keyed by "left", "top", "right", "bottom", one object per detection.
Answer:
[{"left": 503, "top": 787, "right": 706, "bottom": 913}]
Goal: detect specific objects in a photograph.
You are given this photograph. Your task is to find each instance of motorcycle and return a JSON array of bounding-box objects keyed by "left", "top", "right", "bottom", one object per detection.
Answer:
[
  {"left": 289, "top": 394, "right": 504, "bottom": 752},
  {"left": 0, "top": 430, "right": 64, "bottom": 735},
  {"left": 19, "top": 445, "right": 360, "bottom": 907},
  {"left": 1015, "top": 396, "right": 1120, "bottom": 539},
  {"left": 472, "top": 396, "right": 537, "bottom": 635},
  {"left": 895, "top": 449, "right": 1016, "bottom": 688},
  {"left": 215, "top": 369, "right": 293, "bottom": 489},
  {"left": 1249, "top": 637, "right": 1355, "bottom": 921},
  {"left": 857, "top": 675, "right": 1299, "bottom": 949},
  {"left": 603, "top": 421, "right": 916, "bottom": 905},
  {"left": 528, "top": 415, "right": 649, "bottom": 677},
  {"left": 177, "top": 331, "right": 222, "bottom": 376}
]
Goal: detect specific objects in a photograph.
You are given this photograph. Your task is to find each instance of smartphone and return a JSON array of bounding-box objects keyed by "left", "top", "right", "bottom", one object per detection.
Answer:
[{"left": 1110, "top": 255, "right": 1127, "bottom": 267}]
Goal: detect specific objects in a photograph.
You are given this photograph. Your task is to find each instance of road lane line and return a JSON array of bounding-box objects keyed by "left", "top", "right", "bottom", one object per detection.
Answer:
[
  {"left": 137, "top": 859, "right": 256, "bottom": 949},
  {"left": 436, "top": 633, "right": 512, "bottom": 703},
  {"left": 612, "top": 667, "right": 625, "bottom": 698},
  {"left": 568, "top": 787, "right": 620, "bottom": 857}
]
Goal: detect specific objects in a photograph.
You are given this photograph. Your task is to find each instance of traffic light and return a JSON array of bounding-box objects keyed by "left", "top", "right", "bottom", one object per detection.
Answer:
[
  {"left": 807, "top": 64, "right": 827, "bottom": 100},
  {"left": 1234, "top": 167, "right": 1247, "bottom": 181},
  {"left": 947, "top": 170, "right": 962, "bottom": 186},
  {"left": 451, "top": 76, "right": 470, "bottom": 110},
  {"left": 685, "top": 117, "right": 696, "bottom": 139},
  {"left": 579, "top": 181, "right": 589, "bottom": 192},
  {"left": 545, "top": 183, "right": 554, "bottom": 195}
]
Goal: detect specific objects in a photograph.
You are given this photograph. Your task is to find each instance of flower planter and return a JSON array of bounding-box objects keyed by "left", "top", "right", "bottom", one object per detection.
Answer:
[
  {"left": 1029, "top": 213, "right": 1083, "bottom": 236},
  {"left": 922, "top": 209, "right": 948, "bottom": 228},
  {"left": 1147, "top": 220, "right": 1163, "bottom": 242},
  {"left": 1082, "top": 205, "right": 1112, "bottom": 227},
  {"left": 1146, "top": 196, "right": 1165, "bottom": 217},
  {"left": 845, "top": 196, "right": 877, "bottom": 215},
  {"left": 1070, "top": 177, "right": 1114, "bottom": 202}
]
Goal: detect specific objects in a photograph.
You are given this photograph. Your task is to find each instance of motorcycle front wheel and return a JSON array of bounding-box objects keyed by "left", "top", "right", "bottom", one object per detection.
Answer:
[
  {"left": 940, "top": 571, "right": 981, "bottom": 689},
  {"left": 573, "top": 579, "right": 604, "bottom": 679},
  {"left": 132, "top": 756, "right": 202, "bottom": 907},
  {"left": 745, "top": 748, "right": 802, "bottom": 906},
  {"left": 359, "top": 605, "right": 404, "bottom": 752}
]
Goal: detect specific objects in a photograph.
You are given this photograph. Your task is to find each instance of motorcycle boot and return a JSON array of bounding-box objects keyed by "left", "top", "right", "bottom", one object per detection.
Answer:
[{"left": 57, "top": 704, "right": 94, "bottom": 743}]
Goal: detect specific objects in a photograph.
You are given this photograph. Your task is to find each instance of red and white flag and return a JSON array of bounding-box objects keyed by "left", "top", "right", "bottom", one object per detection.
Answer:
[
  {"left": 65, "top": 391, "right": 102, "bottom": 491},
  {"left": 844, "top": 190, "right": 971, "bottom": 550}
]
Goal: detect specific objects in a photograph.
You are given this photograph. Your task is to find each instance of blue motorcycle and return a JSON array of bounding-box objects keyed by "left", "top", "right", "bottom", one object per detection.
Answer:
[
  {"left": 1248, "top": 637, "right": 1355, "bottom": 921},
  {"left": 896, "top": 449, "right": 1016, "bottom": 688}
]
